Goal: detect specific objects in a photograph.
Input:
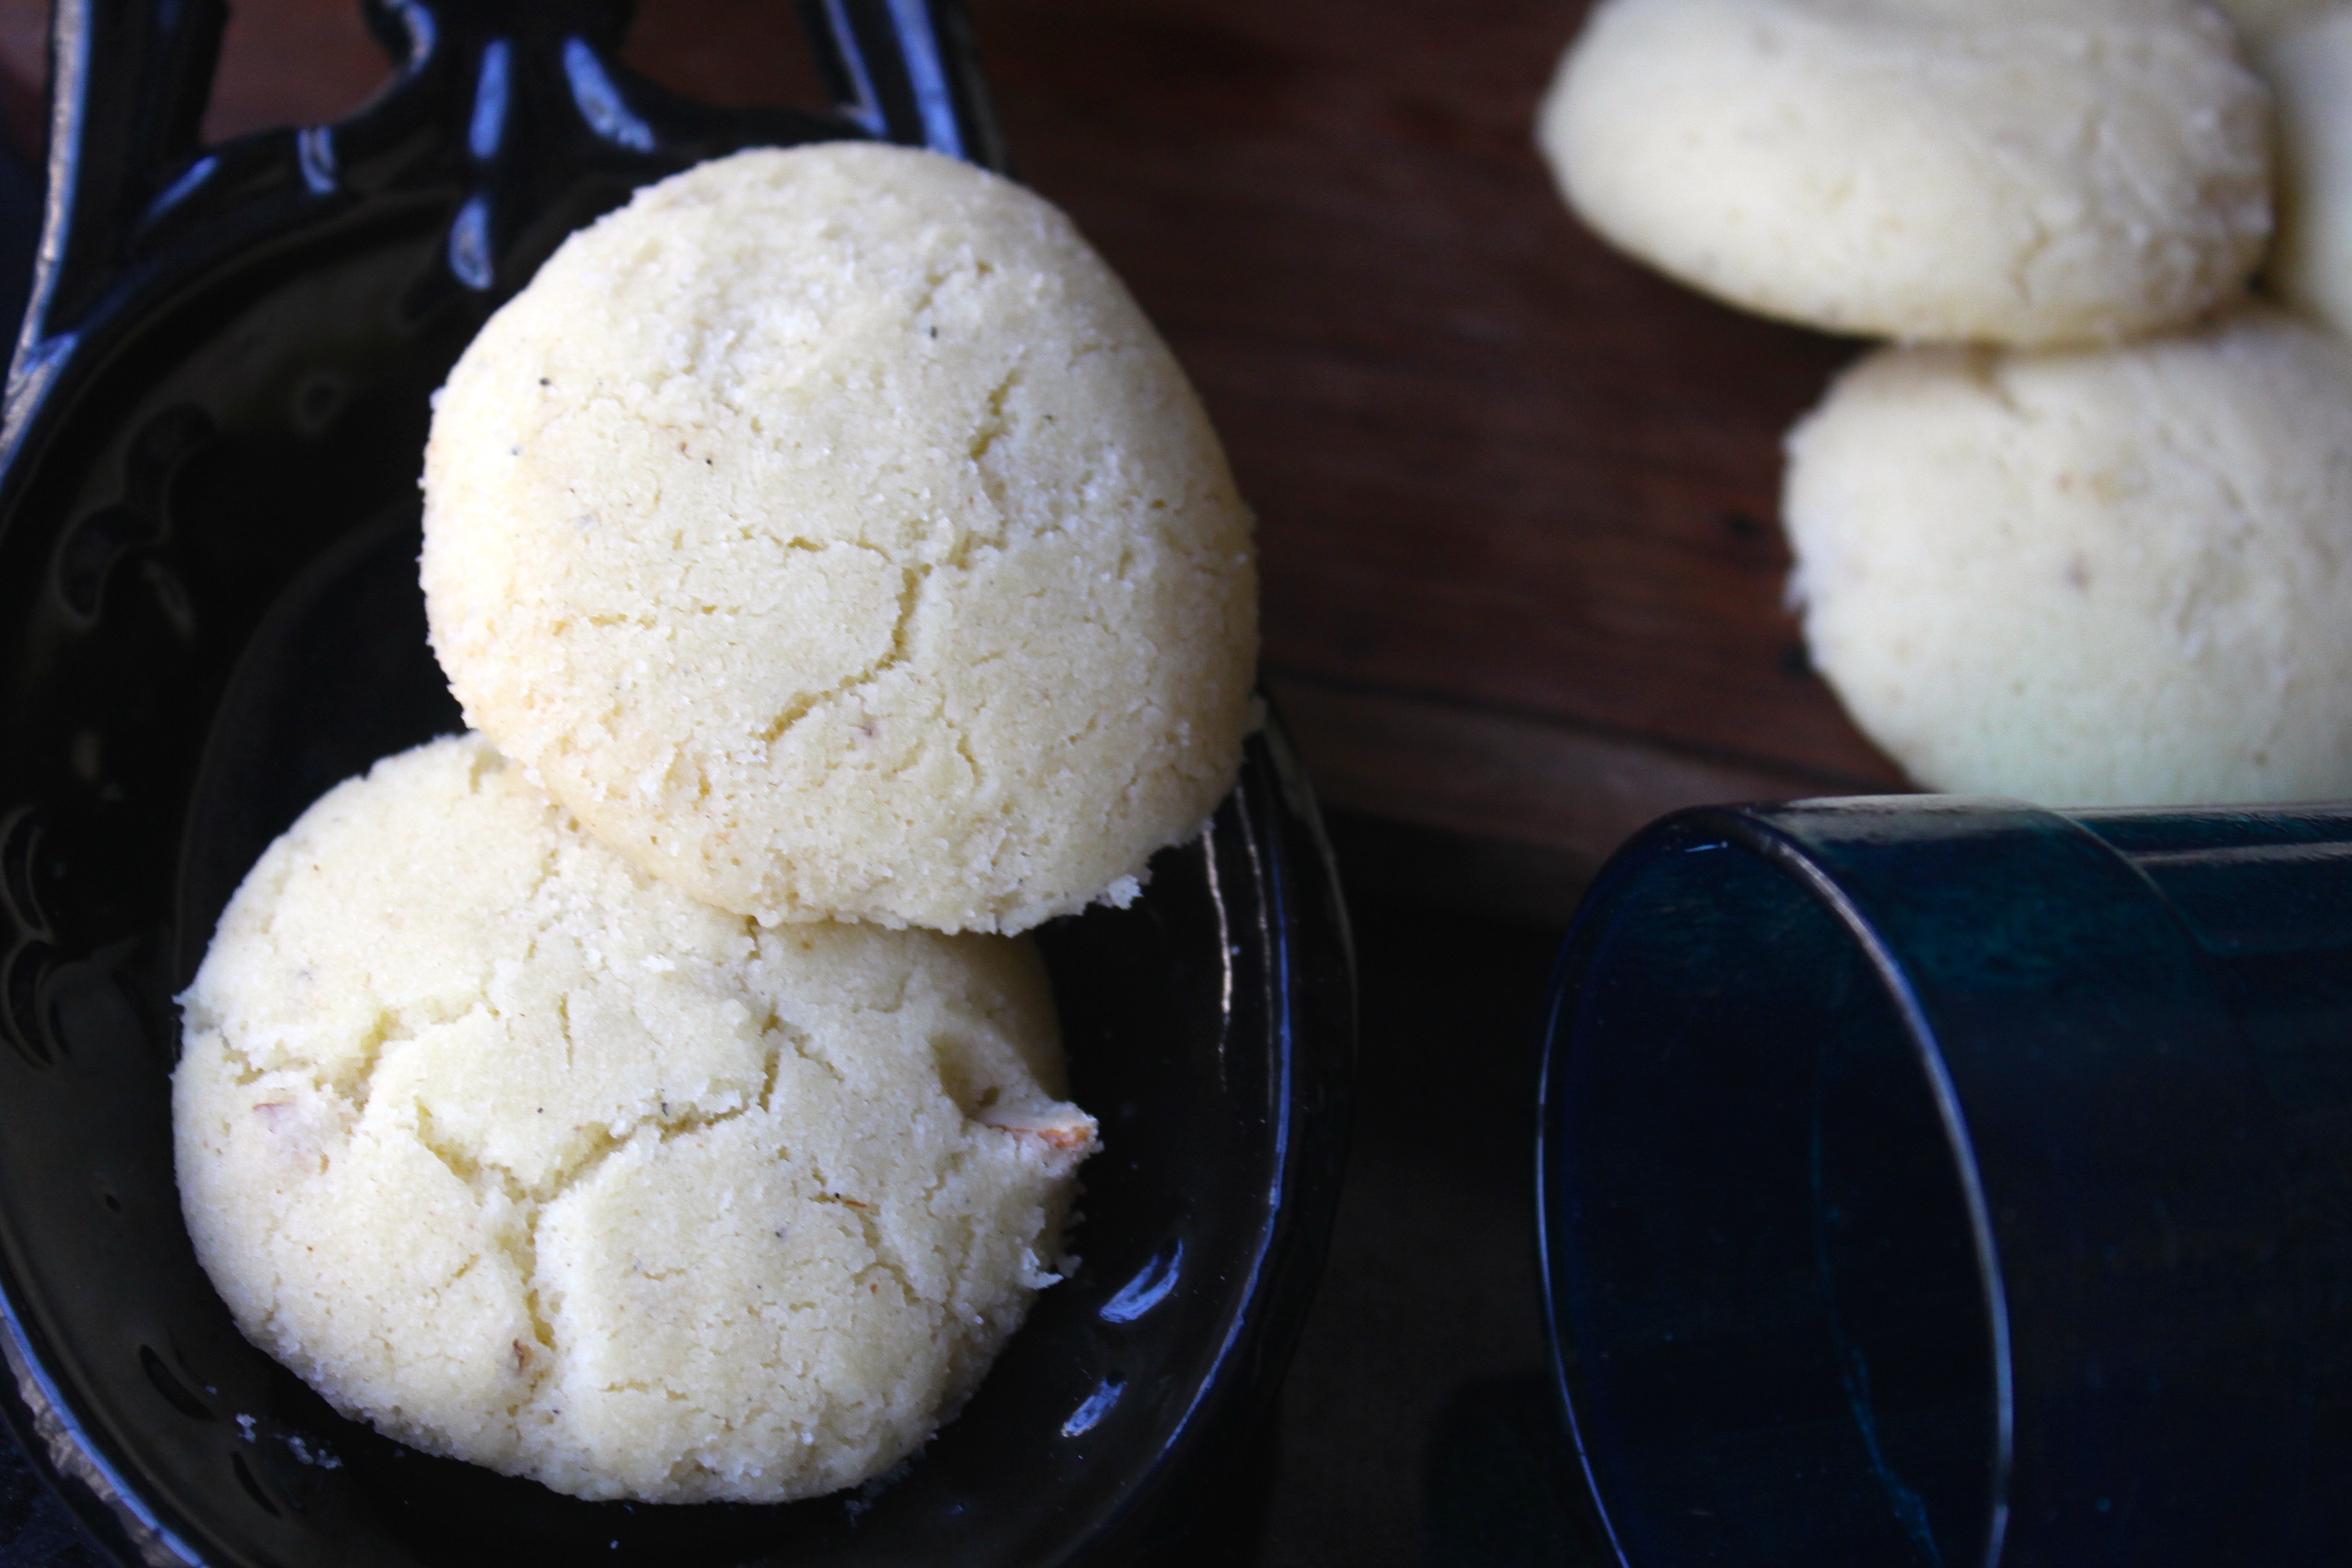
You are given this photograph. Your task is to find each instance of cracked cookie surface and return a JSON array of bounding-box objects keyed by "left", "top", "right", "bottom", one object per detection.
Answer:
[
  {"left": 172, "top": 735, "right": 1095, "bottom": 1503},
  {"left": 421, "top": 143, "right": 1257, "bottom": 933}
]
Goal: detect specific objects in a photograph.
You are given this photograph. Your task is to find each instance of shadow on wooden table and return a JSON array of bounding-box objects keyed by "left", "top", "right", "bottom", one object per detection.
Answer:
[{"left": 1262, "top": 888, "right": 1607, "bottom": 1568}]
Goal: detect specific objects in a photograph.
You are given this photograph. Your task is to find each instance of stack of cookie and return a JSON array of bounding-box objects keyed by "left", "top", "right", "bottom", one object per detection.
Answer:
[
  {"left": 1537, "top": 0, "right": 2352, "bottom": 807},
  {"left": 173, "top": 145, "right": 1257, "bottom": 1504}
]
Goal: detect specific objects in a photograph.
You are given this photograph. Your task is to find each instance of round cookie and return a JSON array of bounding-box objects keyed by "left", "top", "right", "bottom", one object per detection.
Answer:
[
  {"left": 2258, "top": 7, "right": 2352, "bottom": 340},
  {"left": 1536, "top": 0, "right": 2273, "bottom": 345},
  {"left": 173, "top": 735, "right": 1095, "bottom": 1504},
  {"left": 1782, "top": 304, "right": 2352, "bottom": 807},
  {"left": 422, "top": 143, "right": 1257, "bottom": 935}
]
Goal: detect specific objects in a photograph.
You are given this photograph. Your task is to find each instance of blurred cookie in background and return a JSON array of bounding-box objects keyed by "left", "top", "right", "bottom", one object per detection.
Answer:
[
  {"left": 1782, "top": 304, "right": 2352, "bottom": 806},
  {"left": 1536, "top": 0, "right": 2271, "bottom": 346}
]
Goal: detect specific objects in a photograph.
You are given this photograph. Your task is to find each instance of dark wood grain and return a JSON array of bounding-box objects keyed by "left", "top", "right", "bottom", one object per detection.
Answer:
[{"left": 0, "top": 0, "right": 1912, "bottom": 916}]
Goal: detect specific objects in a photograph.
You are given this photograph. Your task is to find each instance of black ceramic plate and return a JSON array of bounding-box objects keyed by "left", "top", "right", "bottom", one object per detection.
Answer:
[{"left": 0, "top": 3, "right": 1354, "bottom": 1564}]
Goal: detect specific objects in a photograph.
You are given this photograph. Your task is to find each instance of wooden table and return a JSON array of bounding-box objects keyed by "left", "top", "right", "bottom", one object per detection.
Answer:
[{"left": 0, "top": 0, "right": 1907, "bottom": 924}]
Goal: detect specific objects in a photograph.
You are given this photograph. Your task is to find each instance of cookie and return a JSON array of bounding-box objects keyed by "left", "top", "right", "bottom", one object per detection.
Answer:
[
  {"left": 1782, "top": 304, "right": 2352, "bottom": 806},
  {"left": 1536, "top": 0, "right": 2272, "bottom": 345},
  {"left": 173, "top": 735, "right": 1095, "bottom": 1504},
  {"left": 2257, "top": 7, "right": 2352, "bottom": 340},
  {"left": 422, "top": 144, "right": 1257, "bottom": 934}
]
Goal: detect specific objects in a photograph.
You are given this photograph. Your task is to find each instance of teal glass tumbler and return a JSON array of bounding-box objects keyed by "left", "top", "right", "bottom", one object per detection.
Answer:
[{"left": 1537, "top": 799, "right": 2352, "bottom": 1568}]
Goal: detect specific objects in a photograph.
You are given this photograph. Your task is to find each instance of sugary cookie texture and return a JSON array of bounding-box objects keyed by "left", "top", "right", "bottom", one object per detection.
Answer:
[
  {"left": 173, "top": 735, "right": 1095, "bottom": 1504},
  {"left": 1782, "top": 305, "right": 2352, "bottom": 807},
  {"left": 422, "top": 143, "right": 1257, "bottom": 934},
  {"left": 1537, "top": 0, "right": 2272, "bottom": 346}
]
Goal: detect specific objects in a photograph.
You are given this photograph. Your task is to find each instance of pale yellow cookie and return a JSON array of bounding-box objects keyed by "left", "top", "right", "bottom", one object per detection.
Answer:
[
  {"left": 422, "top": 144, "right": 1256, "bottom": 934},
  {"left": 173, "top": 735, "right": 1094, "bottom": 1503},
  {"left": 1537, "top": 0, "right": 2272, "bottom": 345},
  {"left": 1783, "top": 305, "right": 2352, "bottom": 806}
]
